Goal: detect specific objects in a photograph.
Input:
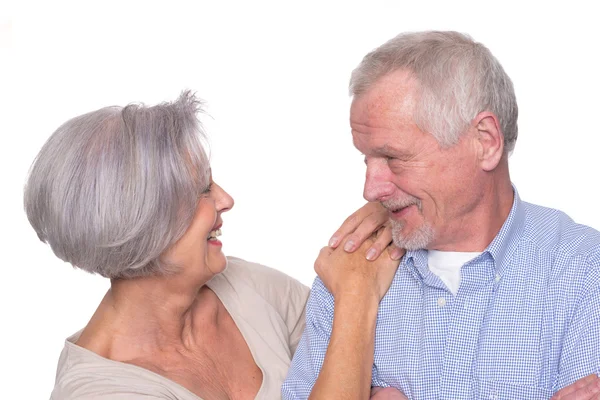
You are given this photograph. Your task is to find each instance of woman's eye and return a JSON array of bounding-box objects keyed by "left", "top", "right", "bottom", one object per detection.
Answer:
[{"left": 202, "top": 183, "right": 213, "bottom": 194}]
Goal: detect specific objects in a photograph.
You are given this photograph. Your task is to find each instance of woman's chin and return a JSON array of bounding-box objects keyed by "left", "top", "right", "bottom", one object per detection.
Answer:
[{"left": 206, "top": 253, "right": 228, "bottom": 275}]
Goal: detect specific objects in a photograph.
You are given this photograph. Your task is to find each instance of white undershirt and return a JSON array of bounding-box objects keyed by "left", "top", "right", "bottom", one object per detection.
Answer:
[{"left": 427, "top": 250, "right": 482, "bottom": 296}]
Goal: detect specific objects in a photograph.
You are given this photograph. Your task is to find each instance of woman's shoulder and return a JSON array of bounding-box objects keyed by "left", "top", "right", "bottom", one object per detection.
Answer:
[
  {"left": 219, "top": 256, "right": 310, "bottom": 313},
  {"left": 51, "top": 338, "right": 194, "bottom": 400},
  {"left": 224, "top": 256, "right": 307, "bottom": 288}
]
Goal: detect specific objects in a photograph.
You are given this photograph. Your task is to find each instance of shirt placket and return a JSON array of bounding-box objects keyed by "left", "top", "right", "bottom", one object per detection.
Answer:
[
  {"left": 438, "top": 258, "right": 496, "bottom": 399},
  {"left": 410, "top": 255, "right": 455, "bottom": 399}
]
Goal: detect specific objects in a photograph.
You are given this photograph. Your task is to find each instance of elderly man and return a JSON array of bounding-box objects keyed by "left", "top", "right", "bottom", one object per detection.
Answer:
[{"left": 282, "top": 31, "right": 600, "bottom": 399}]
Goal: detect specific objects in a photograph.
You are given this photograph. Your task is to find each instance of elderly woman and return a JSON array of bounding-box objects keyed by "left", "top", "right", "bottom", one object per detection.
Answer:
[{"left": 25, "top": 91, "right": 406, "bottom": 400}]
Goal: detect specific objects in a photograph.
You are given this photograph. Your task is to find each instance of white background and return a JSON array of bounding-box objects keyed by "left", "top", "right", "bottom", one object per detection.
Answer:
[{"left": 1, "top": 0, "right": 599, "bottom": 397}]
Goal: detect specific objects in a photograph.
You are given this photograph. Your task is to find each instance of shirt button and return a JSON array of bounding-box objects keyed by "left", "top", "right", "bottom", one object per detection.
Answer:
[
  {"left": 437, "top": 297, "right": 446, "bottom": 307},
  {"left": 495, "top": 274, "right": 501, "bottom": 283}
]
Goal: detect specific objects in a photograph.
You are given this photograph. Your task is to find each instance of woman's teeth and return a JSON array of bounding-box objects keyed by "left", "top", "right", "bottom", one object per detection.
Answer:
[{"left": 208, "top": 229, "right": 222, "bottom": 240}]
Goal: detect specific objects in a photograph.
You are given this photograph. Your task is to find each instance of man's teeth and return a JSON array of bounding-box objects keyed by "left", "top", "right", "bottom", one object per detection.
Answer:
[{"left": 208, "top": 229, "right": 222, "bottom": 240}]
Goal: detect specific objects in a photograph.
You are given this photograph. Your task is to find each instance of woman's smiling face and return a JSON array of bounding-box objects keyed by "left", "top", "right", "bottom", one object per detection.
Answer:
[{"left": 161, "top": 179, "right": 234, "bottom": 279}]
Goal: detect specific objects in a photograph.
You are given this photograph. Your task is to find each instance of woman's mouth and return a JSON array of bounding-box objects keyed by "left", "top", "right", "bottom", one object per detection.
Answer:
[{"left": 207, "top": 228, "right": 222, "bottom": 241}]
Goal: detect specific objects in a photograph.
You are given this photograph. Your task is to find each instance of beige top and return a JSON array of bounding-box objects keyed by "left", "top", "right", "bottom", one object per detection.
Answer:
[{"left": 50, "top": 257, "right": 310, "bottom": 400}]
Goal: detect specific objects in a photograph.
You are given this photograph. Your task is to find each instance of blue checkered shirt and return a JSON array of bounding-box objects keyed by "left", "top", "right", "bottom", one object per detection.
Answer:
[{"left": 282, "top": 191, "right": 600, "bottom": 399}]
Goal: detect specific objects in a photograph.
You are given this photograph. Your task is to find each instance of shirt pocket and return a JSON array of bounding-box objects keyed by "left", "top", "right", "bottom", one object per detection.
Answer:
[{"left": 476, "top": 379, "right": 553, "bottom": 400}]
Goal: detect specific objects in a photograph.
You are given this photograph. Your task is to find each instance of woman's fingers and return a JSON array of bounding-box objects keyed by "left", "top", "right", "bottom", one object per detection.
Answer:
[
  {"left": 326, "top": 201, "right": 405, "bottom": 263},
  {"left": 370, "top": 223, "right": 405, "bottom": 261},
  {"left": 328, "top": 209, "right": 366, "bottom": 249},
  {"left": 342, "top": 212, "right": 388, "bottom": 253},
  {"left": 362, "top": 224, "right": 392, "bottom": 260},
  {"left": 329, "top": 202, "right": 388, "bottom": 250},
  {"left": 314, "top": 237, "right": 399, "bottom": 301}
]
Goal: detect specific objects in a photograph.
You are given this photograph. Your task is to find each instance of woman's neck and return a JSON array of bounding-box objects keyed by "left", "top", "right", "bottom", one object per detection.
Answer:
[{"left": 76, "top": 272, "right": 218, "bottom": 361}]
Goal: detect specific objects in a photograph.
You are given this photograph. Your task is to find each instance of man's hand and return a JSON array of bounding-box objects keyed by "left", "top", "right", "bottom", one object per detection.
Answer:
[
  {"left": 551, "top": 374, "right": 600, "bottom": 400},
  {"left": 370, "top": 387, "right": 408, "bottom": 400},
  {"left": 328, "top": 202, "right": 404, "bottom": 261}
]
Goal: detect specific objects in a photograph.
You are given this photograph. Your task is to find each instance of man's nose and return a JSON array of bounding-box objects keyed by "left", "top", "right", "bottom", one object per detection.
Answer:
[{"left": 363, "top": 160, "right": 395, "bottom": 202}]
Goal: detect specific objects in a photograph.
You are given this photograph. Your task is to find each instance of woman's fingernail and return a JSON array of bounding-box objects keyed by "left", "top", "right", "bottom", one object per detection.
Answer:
[
  {"left": 344, "top": 240, "right": 355, "bottom": 252},
  {"left": 329, "top": 236, "right": 339, "bottom": 247},
  {"left": 366, "top": 248, "right": 377, "bottom": 260},
  {"left": 391, "top": 248, "right": 403, "bottom": 260}
]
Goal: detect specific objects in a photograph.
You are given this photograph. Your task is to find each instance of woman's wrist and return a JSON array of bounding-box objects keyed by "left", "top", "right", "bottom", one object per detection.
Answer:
[{"left": 334, "top": 289, "right": 380, "bottom": 317}]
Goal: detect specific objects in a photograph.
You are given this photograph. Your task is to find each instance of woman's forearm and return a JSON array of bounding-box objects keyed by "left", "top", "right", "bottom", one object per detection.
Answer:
[{"left": 308, "top": 291, "right": 379, "bottom": 400}]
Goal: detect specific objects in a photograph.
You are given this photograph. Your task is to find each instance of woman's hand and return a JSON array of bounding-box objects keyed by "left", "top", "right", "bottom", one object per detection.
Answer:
[
  {"left": 370, "top": 387, "right": 409, "bottom": 400},
  {"left": 309, "top": 239, "right": 401, "bottom": 400},
  {"left": 328, "top": 202, "right": 403, "bottom": 261},
  {"left": 551, "top": 374, "right": 600, "bottom": 400},
  {"left": 315, "top": 236, "right": 400, "bottom": 302}
]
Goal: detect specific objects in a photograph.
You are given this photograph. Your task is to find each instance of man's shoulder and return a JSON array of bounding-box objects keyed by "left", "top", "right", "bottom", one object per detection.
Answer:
[{"left": 521, "top": 201, "right": 600, "bottom": 260}]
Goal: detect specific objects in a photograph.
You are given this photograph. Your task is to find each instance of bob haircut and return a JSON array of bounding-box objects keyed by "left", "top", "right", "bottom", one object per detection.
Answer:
[{"left": 24, "top": 91, "right": 211, "bottom": 279}]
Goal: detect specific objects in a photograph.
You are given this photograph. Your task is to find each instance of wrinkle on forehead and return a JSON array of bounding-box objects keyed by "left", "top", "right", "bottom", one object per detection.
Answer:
[
  {"left": 350, "top": 70, "right": 421, "bottom": 142},
  {"left": 352, "top": 70, "right": 419, "bottom": 118},
  {"left": 350, "top": 71, "right": 418, "bottom": 147},
  {"left": 350, "top": 70, "right": 426, "bottom": 153}
]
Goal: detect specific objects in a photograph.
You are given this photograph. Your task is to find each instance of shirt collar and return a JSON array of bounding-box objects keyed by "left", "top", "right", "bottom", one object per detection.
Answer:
[
  {"left": 483, "top": 186, "right": 525, "bottom": 278},
  {"left": 402, "top": 186, "right": 524, "bottom": 279}
]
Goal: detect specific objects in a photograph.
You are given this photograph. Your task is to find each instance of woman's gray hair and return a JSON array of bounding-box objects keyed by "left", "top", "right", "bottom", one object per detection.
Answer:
[
  {"left": 24, "top": 91, "right": 211, "bottom": 279},
  {"left": 350, "top": 31, "right": 519, "bottom": 153}
]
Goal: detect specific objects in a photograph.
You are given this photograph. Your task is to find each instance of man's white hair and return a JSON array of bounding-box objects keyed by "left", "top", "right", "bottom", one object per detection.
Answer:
[{"left": 350, "top": 31, "right": 519, "bottom": 153}]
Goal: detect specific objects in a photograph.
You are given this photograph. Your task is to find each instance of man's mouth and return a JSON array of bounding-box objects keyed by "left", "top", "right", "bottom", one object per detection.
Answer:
[
  {"left": 383, "top": 199, "right": 421, "bottom": 219},
  {"left": 388, "top": 203, "right": 416, "bottom": 213},
  {"left": 391, "top": 205, "right": 414, "bottom": 217}
]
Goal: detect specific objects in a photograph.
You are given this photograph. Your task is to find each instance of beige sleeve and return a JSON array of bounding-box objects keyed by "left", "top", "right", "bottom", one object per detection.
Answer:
[
  {"left": 287, "top": 291, "right": 309, "bottom": 355},
  {"left": 225, "top": 256, "right": 310, "bottom": 354},
  {"left": 53, "top": 394, "right": 165, "bottom": 400},
  {"left": 52, "top": 374, "right": 172, "bottom": 400}
]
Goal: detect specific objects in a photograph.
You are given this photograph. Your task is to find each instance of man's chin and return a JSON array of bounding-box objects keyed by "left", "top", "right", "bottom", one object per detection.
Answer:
[{"left": 391, "top": 222, "right": 435, "bottom": 250}]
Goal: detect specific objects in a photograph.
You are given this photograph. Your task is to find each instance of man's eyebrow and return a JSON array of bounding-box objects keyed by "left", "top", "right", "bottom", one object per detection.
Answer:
[{"left": 372, "top": 144, "right": 411, "bottom": 158}]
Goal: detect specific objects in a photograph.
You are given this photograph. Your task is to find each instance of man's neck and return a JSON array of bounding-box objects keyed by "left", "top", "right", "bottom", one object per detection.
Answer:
[{"left": 431, "top": 175, "right": 514, "bottom": 252}]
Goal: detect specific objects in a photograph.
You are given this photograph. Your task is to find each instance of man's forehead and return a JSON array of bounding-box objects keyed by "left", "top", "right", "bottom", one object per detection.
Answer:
[
  {"left": 351, "top": 128, "right": 406, "bottom": 154},
  {"left": 351, "top": 70, "right": 419, "bottom": 112},
  {"left": 350, "top": 89, "right": 394, "bottom": 118}
]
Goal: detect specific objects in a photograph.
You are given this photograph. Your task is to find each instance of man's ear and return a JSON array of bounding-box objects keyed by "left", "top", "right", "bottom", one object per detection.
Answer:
[{"left": 473, "top": 111, "right": 504, "bottom": 172}]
